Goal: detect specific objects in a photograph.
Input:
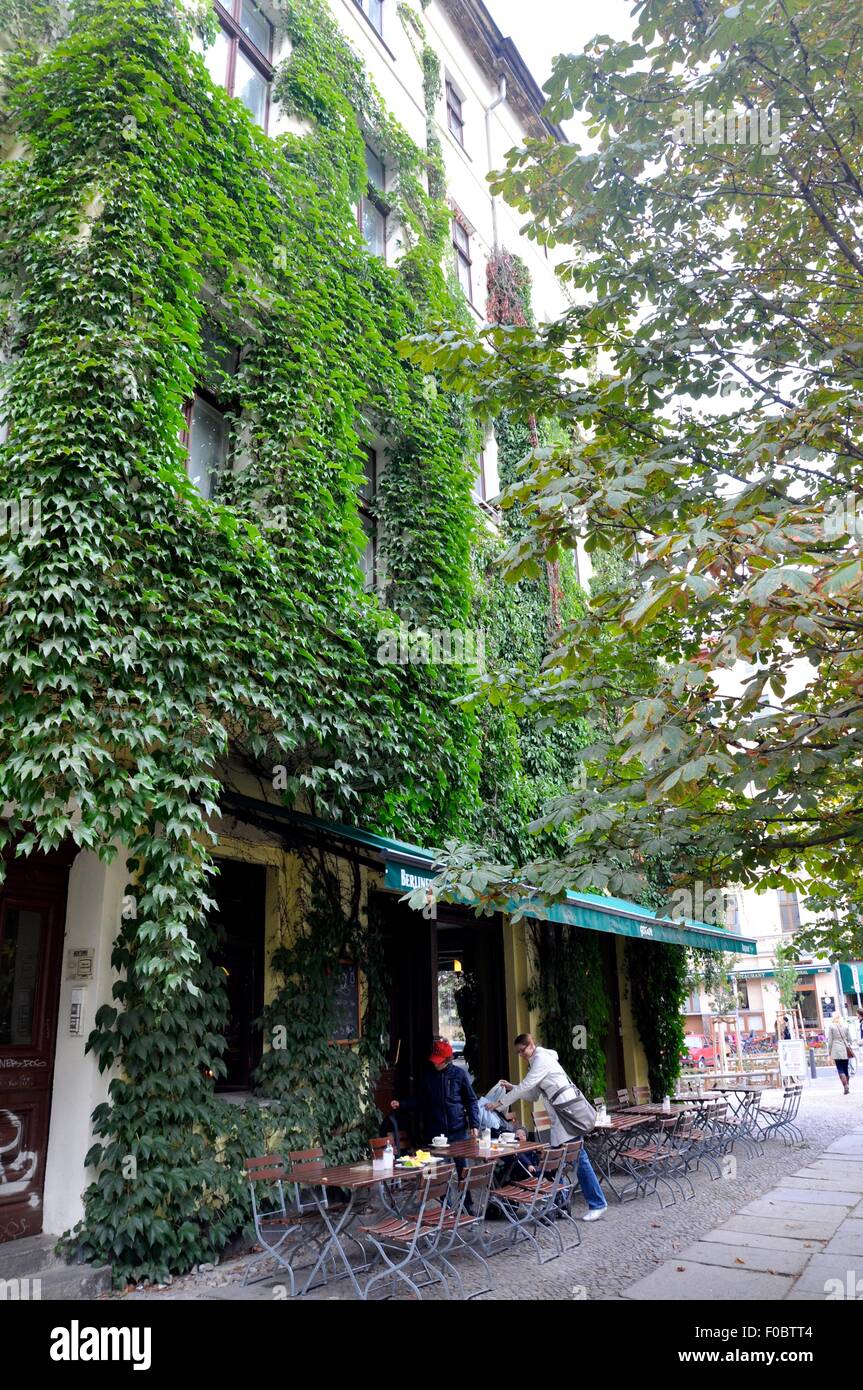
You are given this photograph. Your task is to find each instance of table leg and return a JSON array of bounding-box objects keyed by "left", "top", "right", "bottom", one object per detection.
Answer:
[
  {"left": 585, "top": 1132, "right": 624, "bottom": 1201},
  {"left": 299, "top": 1188, "right": 365, "bottom": 1298}
]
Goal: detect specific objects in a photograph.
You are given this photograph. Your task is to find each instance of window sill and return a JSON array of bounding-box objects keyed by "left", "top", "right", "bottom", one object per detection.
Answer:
[
  {"left": 342, "top": 0, "right": 398, "bottom": 62},
  {"left": 216, "top": 1090, "right": 281, "bottom": 1108},
  {"left": 475, "top": 496, "right": 501, "bottom": 526},
  {"left": 443, "top": 124, "right": 473, "bottom": 165}
]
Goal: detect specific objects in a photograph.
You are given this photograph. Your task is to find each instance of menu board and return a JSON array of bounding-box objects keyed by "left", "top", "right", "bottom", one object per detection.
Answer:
[
  {"left": 778, "top": 1039, "right": 806, "bottom": 1078},
  {"left": 330, "top": 960, "right": 360, "bottom": 1043}
]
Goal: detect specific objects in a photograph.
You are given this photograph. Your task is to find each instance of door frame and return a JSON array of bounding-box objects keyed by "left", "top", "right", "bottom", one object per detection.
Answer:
[{"left": 0, "top": 851, "right": 71, "bottom": 1242}]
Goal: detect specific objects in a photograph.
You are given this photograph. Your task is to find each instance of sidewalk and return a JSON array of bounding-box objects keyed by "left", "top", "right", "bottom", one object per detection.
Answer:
[{"left": 622, "top": 1126, "right": 863, "bottom": 1301}]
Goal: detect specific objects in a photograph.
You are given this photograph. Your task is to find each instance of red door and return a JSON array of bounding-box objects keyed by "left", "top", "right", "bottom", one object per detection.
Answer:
[{"left": 0, "top": 857, "right": 69, "bottom": 1243}]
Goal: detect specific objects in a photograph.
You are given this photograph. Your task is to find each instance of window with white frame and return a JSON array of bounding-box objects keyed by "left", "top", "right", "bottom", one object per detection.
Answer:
[
  {"left": 452, "top": 218, "right": 472, "bottom": 301},
  {"left": 359, "top": 145, "right": 388, "bottom": 258},
  {"left": 205, "top": 1, "right": 274, "bottom": 132},
  {"left": 778, "top": 889, "right": 801, "bottom": 934},
  {"left": 472, "top": 450, "right": 486, "bottom": 503},
  {"left": 354, "top": 0, "right": 384, "bottom": 36},
  {"left": 724, "top": 890, "right": 741, "bottom": 933}
]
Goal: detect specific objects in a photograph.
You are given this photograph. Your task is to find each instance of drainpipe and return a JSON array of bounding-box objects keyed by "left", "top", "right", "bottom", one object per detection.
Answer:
[{"left": 485, "top": 73, "right": 507, "bottom": 250}]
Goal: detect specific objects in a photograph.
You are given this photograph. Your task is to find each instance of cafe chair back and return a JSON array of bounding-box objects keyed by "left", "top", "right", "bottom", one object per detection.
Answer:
[
  {"left": 361, "top": 1164, "right": 459, "bottom": 1301},
  {"left": 487, "top": 1144, "right": 570, "bottom": 1264},
  {"left": 242, "top": 1155, "right": 326, "bottom": 1295}
]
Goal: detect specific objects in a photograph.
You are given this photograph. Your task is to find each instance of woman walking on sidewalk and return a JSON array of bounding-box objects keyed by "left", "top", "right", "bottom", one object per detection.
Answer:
[{"left": 827, "top": 1014, "right": 855, "bottom": 1094}]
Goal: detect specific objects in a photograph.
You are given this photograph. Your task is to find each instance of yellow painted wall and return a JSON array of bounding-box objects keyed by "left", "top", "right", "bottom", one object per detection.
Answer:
[
  {"left": 615, "top": 937, "right": 650, "bottom": 1090},
  {"left": 211, "top": 828, "right": 380, "bottom": 1057},
  {"left": 500, "top": 921, "right": 650, "bottom": 1126}
]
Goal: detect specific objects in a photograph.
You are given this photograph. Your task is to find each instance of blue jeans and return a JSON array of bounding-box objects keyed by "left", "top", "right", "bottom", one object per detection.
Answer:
[{"left": 558, "top": 1146, "right": 606, "bottom": 1212}]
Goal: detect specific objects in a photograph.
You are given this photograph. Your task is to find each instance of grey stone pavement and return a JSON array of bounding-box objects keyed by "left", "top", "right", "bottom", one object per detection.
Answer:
[{"left": 114, "top": 1075, "right": 863, "bottom": 1302}]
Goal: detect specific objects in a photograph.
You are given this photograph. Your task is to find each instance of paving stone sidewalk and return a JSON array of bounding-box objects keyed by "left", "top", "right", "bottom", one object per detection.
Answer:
[
  {"left": 622, "top": 1125, "right": 863, "bottom": 1301},
  {"left": 113, "top": 1077, "right": 863, "bottom": 1302}
]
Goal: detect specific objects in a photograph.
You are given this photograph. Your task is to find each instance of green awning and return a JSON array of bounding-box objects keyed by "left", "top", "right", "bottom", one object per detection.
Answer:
[
  {"left": 219, "top": 797, "right": 757, "bottom": 957},
  {"left": 840, "top": 963, "right": 863, "bottom": 994},
  {"left": 735, "top": 965, "right": 831, "bottom": 980},
  {"left": 382, "top": 856, "right": 756, "bottom": 955}
]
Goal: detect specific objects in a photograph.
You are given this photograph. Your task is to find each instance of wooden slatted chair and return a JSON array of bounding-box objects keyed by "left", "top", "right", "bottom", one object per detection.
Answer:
[
  {"left": 370, "top": 1133, "right": 411, "bottom": 1160},
  {"left": 242, "top": 1155, "right": 326, "bottom": 1294},
  {"left": 360, "top": 1165, "right": 458, "bottom": 1301},
  {"left": 488, "top": 1145, "right": 570, "bottom": 1264},
  {"left": 616, "top": 1116, "right": 687, "bottom": 1208}
]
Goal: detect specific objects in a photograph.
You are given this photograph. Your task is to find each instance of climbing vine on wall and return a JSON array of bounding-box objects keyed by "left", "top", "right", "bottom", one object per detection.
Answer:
[
  {"left": 0, "top": 0, "right": 604, "bottom": 1284},
  {"left": 470, "top": 251, "right": 593, "bottom": 861},
  {"left": 254, "top": 857, "right": 389, "bottom": 1163},
  {"left": 0, "top": 0, "right": 484, "bottom": 1282},
  {"left": 524, "top": 922, "right": 610, "bottom": 1097},
  {"left": 624, "top": 939, "right": 688, "bottom": 1099}
]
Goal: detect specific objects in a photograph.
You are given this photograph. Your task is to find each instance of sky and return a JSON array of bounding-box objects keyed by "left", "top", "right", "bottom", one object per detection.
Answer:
[{"left": 485, "top": 0, "right": 637, "bottom": 97}]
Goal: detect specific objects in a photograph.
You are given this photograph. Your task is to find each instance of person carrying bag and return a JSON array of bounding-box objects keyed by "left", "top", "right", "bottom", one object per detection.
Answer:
[
  {"left": 828, "top": 1014, "right": 855, "bottom": 1095},
  {"left": 486, "top": 1032, "right": 607, "bottom": 1222}
]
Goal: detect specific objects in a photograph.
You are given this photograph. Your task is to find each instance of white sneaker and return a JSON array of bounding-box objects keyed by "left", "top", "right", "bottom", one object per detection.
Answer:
[{"left": 580, "top": 1207, "right": 607, "bottom": 1222}]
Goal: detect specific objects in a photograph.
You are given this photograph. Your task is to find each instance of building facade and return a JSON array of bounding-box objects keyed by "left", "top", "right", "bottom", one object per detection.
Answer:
[
  {"left": 0, "top": 0, "right": 753, "bottom": 1276},
  {"left": 682, "top": 884, "right": 843, "bottom": 1045}
]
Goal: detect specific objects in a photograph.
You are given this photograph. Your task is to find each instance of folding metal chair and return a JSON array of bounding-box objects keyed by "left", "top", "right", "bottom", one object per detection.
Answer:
[
  {"left": 433, "top": 1159, "right": 496, "bottom": 1299},
  {"left": 758, "top": 1082, "right": 804, "bottom": 1145},
  {"left": 616, "top": 1116, "right": 689, "bottom": 1208},
  {"left": 487, "top": 1145, "right": 570, "bottom": 1264},
  {"left": 361, "top": 1165, "right": 458, "bottom": 1300},
  {"left": 242, "top": 1155, "right": 327, "bottom": 1294}
]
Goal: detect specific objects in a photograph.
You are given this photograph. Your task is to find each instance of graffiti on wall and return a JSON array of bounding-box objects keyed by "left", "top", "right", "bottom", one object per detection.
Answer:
[{"left": 0, "top": 1110, "right": 39, "bottom": 1202}]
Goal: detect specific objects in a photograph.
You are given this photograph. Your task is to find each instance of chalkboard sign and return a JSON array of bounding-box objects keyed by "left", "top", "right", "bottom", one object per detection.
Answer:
[{"left": 329, "top": 960, "right": 360, "bottom": 1044}]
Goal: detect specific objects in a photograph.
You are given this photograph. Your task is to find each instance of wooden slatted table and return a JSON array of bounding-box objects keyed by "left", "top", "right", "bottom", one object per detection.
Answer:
[{"left": 288, "top": 1160, "right": 410, "bottom": 1298}]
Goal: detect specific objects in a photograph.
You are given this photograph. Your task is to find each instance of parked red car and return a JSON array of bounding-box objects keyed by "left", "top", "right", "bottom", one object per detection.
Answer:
[{"left": 681, "top": 1034, "right": 738, "bottom": 1068}]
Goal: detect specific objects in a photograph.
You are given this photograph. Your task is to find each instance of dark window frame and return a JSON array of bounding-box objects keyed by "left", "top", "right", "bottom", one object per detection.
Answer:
[
  {"left": 182, "top": 389, "right": 230, "bottom": 501},
  {"left": 212, "top": 0, "right": 275, "bottom": 133},
  {"left": 359, "top": 444, "right": 378, "bottom": 588},
  {"left": 452, "top": 216, "right": 473, "bottom": 302},
  {"left": 182, "top": 336, "right": 241, "bottom": 500},
  {"left": 445, "top": 79, "right": 465, "bottom": 145}
]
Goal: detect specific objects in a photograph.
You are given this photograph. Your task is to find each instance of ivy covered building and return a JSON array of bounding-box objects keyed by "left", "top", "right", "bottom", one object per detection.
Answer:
[{"left": 0, "top": 0, "right": 754, "bottom": 1280}]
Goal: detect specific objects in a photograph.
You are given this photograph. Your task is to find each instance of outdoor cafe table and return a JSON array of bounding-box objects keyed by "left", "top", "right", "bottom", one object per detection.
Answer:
[
  {"left": 428, "top": 1138, "right": 541, "bottom": 1160},
  {"left": 703, "top": 1082, "right": 766, "bottom": 1123},
  {"left": 288, "top": 1160, "right": 406, "bottom": 1299},
  {"left": 627, "top": 1102, "right": 691, "bottom": 1117},
  {"left": 583, "top": 1113, "right": 652, "bottom": 1201}
]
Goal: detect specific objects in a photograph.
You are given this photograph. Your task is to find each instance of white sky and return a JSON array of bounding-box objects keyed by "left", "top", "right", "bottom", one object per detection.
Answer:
[{"left": 486, "top": 0, "right": 637, "bottom": 101}]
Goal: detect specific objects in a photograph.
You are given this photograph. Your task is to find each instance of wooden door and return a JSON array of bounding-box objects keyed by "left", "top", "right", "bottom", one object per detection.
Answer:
[{"left": 0, "top": 860, "right": 68, "bottom": 1242}]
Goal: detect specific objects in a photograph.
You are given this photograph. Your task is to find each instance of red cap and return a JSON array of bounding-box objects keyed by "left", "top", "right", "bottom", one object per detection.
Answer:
[{"left": 429, "top": 1040, "right": 453, "bottom": 1064}]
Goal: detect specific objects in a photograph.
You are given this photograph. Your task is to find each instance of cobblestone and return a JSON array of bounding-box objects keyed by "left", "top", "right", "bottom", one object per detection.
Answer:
[{"left": 117, "top": 1075, "right": 863, "bottom": 1302}]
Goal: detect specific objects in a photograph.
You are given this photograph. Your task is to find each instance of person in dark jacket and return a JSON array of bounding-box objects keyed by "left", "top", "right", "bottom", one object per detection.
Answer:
[{"left": 390, "top": 1038, "right": 480, "bottom": 1144}]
